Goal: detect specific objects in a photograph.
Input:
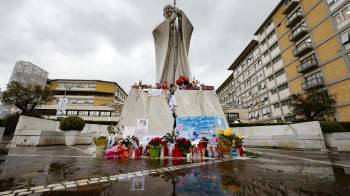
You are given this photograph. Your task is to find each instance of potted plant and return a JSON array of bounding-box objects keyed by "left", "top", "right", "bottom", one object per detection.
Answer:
[
  {"left": 148, "top": 137, "right": 163, "bottom": 159},
  {"left": 163, "top": 131, "right": 178, "bottom": 156},
  {"left": 234, "top": 134, "right": 244, "bottom": 156},
  {"left": 218, "top": 128, "right": 235, "bottom": 158},
  {"left": 175, "top": 137, "right": 191, "bottom": 157},
  {"left": 59, "top": 116, "right": 85, "bottom": 146},
  {"left": 93, "top": 136, "right": 108, "bottom": 157},
  {"left": 132, "top": 135, "right": 143, "bottom": 158}
]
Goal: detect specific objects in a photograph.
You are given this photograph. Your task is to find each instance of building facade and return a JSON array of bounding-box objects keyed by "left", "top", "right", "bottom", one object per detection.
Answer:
[
  {"left": 9, "top": 61, "right": 48, "bottom": 88},
  {"left": 217, "top": 0, "right": 350, "bottom": 122},
  {"left": 37, "top": 79, "right": 128, "bottom": 122}
]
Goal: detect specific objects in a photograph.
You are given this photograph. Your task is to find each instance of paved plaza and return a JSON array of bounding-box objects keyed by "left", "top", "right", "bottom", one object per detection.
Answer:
[{"left": 0, "top": 140, "right": 350, "bottom": 195}]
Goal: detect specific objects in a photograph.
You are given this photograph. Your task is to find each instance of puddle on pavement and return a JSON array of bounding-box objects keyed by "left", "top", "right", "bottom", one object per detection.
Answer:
[{"left": 40, "top": 159, "right": 350, "bottom": 196}]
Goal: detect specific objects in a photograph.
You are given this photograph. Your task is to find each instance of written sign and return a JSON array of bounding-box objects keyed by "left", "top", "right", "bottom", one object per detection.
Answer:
[{"left": 176, "top": 116, "right": 226, "bottom": 140}]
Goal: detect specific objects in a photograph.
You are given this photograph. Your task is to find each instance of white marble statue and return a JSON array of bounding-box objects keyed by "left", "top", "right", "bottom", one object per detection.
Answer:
[{"left": 153, "top": 4, "right": 193, "bottom": 85}]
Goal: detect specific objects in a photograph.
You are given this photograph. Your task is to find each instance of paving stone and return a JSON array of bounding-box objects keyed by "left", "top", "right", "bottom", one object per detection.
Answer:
[
  {"left": 47, "top": 183, "right": 62, "bottom": 188},
  {"left": 66, "top": 184, "right": 77, "bottom": 188},
  {"left": 52, "top": 186, "right": 65, "bottom": 190},
  {"left": 99, "top": 179, "right": 109, "bottom": 183},
  {"left": 0, "top": 191, "right": 12, "bottom": 195},
  {"left": 88, "top": 180, "right": 98, "bottom": 184},
  {"left": 34, "top": 188, "right": 50, "bottom": 193},
  {"left": 17, "top": 191, "right": 33, "bottom": 196},
  {"left": 77, "top": 182, "right": 88, "bottom": 186},
  {"left": 63, "top": 181, "right": 76, "bottom": 185},
  {"left": 13, "top": 189, "right": 28, "bottom": 194},
  {"left": 76, "top": 179, "right": 89, "bottom": 183},
  {"left": 109, "top": 177, "right": 117, "bottom": 181},
  {"left": 90, "top": 178, "right": 100, "bottom": 181},
  {"left": 30, "top": 186, "right": 45, "bottom": 191}
]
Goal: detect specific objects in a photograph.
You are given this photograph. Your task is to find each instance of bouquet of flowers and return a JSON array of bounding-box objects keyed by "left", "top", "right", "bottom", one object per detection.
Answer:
[
  {"left": 176, "top": 137, "right": 191, "bottom": 155},
  {"left": 176, "top": 76, "right": 189, "bottom": 87},
  {"left": 163, "top": 131, "right": 178, "bottom": 144},
  {"left": 148, "top": 137, "right": 163, "bottom": 147},
  {"left": 120, "top": 136, "right": 133, "bottom": 147},
  {"left": 132, "top": 135, "right": 140, "bottom": 147}
]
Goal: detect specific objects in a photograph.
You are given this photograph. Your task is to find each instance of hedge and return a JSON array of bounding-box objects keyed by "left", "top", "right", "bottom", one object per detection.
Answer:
[{"left": 229, "top": 122, "right": 288, "bottom": 127}]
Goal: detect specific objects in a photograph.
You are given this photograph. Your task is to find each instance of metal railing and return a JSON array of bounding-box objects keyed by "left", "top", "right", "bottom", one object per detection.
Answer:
[
  {"left": 293, "top": 41, "right": 313, "bottom": 56},
  {"left": 297, "top": 58, "right": 318, "bottom": 73},
  {"left": 302, "top": 77, "right": 324, "bottom": 90},
  {"left": 285, "top": 11, "right": 303, "bottom": 28},
  {"left": 289, "top": 26, "right": 308, "bottom": 42}
]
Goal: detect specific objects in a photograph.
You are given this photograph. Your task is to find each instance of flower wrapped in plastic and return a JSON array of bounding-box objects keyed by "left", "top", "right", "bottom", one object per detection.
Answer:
[{"left": 105, "top": 145, "right": 129, "bottom": 159}]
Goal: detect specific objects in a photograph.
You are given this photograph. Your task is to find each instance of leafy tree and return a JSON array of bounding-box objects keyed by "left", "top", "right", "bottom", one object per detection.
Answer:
[
  {"left": 290, "top": 88, "right": 336, "bottom": 121},
  {"left": 0, "top": 81, "right": 50, "bottom": 115}
]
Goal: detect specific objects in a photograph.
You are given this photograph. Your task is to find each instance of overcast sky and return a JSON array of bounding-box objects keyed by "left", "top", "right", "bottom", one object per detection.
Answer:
[{"left": 0, "top": 0, "right": 279, "bottom": 92}]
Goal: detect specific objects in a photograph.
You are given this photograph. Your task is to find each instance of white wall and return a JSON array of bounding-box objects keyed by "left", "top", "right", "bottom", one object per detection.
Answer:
[
  {"left": 12, "top": 116, "right": 110, "bottom": 146},
  {"left": 233, "top": 121, "right": 327, "bottom": 150}
]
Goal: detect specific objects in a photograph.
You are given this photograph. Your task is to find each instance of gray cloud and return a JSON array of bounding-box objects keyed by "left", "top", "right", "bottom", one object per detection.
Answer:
[{"left": 0, "top": 0, "right": 279, "bottom": 92}]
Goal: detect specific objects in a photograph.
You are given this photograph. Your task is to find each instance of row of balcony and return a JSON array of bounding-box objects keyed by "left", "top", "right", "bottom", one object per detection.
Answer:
[{"left": 283, "top": 0, "right": 325, "bottom": 92}]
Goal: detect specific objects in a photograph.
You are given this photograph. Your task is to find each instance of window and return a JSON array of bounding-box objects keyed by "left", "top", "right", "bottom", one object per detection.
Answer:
[
  {"left": 333, "top": 2, "right": 350, "bottom": 25},
  {"left": 269, "top": 42, "right": 278, "bottom": 51},
  {"left": 341, "top": 28, "right": 350, "bottom": 49},
  {"left": 265, "top": 63, "right": 272, "bottom": 69},
  {"left": 277, "top": 83, "right": 289, "bottom": 91},
  {"left": 275, "top": 69, "right": 285, "bottom": 77},
  {"left": 267, "top": 30, "right": 276, "bottom": 40},
  {"left": 274, "top": 103, "right": 280, "bottom": 109},
  {"left": 268, "top": 75, "right": 274, "bottom": 81},
  {"left": 263, "top": 51, "right": 269, "bottom": 57},
  {"left": 281, "top": 99, "right": 291, "bottom": 106},
  {"left": 327, "top": 0, "right": 341, "bottom": 6},
  {"left": 272, "top": 55, "right": 281, "bottom": 64},
  {"left": 271, "top": 88, "right": 277, "bottom": 94}
]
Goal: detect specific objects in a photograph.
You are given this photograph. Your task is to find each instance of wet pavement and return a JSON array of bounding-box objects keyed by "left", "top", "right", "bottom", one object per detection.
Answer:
[{"left": 0, "top": 145, "right": 350, "bottom": 195}]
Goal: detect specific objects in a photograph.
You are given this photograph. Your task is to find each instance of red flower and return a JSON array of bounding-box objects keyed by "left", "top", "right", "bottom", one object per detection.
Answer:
[{"left": 149, "top": 137, "right": 163, "bottom": 146}]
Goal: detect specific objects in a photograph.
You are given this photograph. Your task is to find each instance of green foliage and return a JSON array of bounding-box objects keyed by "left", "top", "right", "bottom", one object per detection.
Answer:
[
  {"left": 163, "top": 130, "right": 178, "bottom": 144},
  {"left": 59, "top": 116, "right": 85, "bottom": 131},
  {"left": 320, "top": 121, "right": 346, "bottom": 133},
  {"left": 230, "top": 122, "right": 289, "bottom": 127},
  {"left": 290, "top": 88, "right": 336, "bottom": 121},
  {"left": 1, "top": 81, "right": 51, "bottom": 115},
  {"left": 107, "top": 125, "right": 115, "bottom": 135},
  {"left": 244, "top": 150, "right": 261, "bottom": 158}
]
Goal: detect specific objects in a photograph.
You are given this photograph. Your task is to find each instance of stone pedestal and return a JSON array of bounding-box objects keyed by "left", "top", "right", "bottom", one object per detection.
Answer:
[{"left": 118, "top": 89, "right": 228, "bottom": 136}]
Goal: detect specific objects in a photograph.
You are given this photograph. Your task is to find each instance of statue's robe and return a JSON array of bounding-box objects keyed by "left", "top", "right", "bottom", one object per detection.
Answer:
[{"left": 153, "top": 12, "right": 193, "bottom": 85}]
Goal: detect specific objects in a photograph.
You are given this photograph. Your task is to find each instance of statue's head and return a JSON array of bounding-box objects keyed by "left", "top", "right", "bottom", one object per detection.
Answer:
[{"left": 163, "top": 4, "right": 176, "bottom": 20}]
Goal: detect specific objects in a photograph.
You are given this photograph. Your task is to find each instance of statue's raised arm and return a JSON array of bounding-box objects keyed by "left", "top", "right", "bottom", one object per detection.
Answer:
[{"left": 153, "top": 4, "right": 193, "bottom": 85}]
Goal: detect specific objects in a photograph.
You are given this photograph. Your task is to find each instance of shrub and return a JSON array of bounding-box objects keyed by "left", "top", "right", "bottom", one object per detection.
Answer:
[
  {"left": 59, "top": 116, "right": 85, "bottom": 131},
  {"left": 320, "top": 121, "right": 345, "bottom": 133}
]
